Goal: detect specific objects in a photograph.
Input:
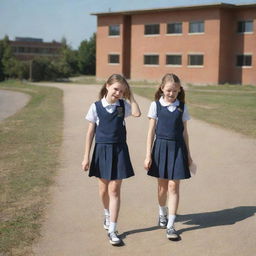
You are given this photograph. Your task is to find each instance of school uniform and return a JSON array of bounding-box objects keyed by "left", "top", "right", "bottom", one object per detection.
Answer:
[
  {"left": 147, "top": 97, "right": 191, "bottom": 180},
  {"left": 86, "top": 97, "right": 134, "bottom": 180}
]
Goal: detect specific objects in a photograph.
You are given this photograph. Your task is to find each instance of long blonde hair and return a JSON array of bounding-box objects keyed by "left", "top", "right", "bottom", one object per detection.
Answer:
[
  {"left": 99, "top": 74, "right": 131, "bottom": 100},
  {"left": 155, "top": 73, "right": 185, "bottom": 103}
]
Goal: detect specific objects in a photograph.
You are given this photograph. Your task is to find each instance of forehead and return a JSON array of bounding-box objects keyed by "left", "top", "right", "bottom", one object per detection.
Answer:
[
  {"left": 163, "top": 82, "right": 180, "bottom": 90},
  {"left": 110, "top": 82, "right": 125, "bottom": 89}
]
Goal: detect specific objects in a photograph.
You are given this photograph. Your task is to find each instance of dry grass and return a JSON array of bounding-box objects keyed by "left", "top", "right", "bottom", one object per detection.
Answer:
[{"left": 0, "top": 80, "right": 63, "bottom": 255}]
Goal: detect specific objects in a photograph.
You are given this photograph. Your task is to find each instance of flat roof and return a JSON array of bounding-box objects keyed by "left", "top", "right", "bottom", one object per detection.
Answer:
[{"left": 91, "top": 2, "right": 256, "bottom": 16}]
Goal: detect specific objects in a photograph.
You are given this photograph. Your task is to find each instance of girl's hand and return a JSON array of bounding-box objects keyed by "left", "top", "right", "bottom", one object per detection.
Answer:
[
  {"left": 82, "top": 158, "right": 90, "bottom": 172},
  {"left": 144, "top": 157, "right": 152, "bottom": 170}
]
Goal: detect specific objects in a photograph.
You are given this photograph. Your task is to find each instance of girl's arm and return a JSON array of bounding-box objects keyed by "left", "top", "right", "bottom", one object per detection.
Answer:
[
  {"left": 183, "top": 121, "right": 193, "bottom": 166},
  {"left": 129, "top": 91, "right": 141, "bottom": 117},
  {"left": 82, "top": 122, "right": 95, "bottom": 171},
  {"left": 144, "top": 118, "right": 156, "bottom": 170}
]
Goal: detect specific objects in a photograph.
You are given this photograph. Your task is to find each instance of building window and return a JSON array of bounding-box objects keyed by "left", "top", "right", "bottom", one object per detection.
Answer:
[
  {"left": 109, "top": 25, "right": 120, "bottom": 36},
  {"left": 237, "top": 20, "right": 253, "bottom": 33},
  {"left": 167, "top": 23, "right": 182, "bottom": 34},
  {"left": 18, "top": 47, "right": 25, "bottom": 53},
  {"left": 166, "top": 55, "right": 182, "bottom": 65},
  {"left": 144, "top": 24, "right": 160, "bottom": 35},
  {"left": 188, "top": 54, "right": 204, "bottom": 66},
  {"left": 108, "top": 54, "right": 120, "bottom": 64},
  {"left": 189, "top": 21, "right": 204, "bottom": 33},
  {"left": 144, "top": 55, "right": 159, "bottom": 65},
  {"left": 236, "top": 55, "right": 252, "bottom": 67}
]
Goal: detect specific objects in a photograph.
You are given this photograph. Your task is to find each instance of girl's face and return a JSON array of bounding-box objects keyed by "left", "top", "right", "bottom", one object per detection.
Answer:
[
  {"left": 106, "top": 82, "right": 126, "bottom": 103},
  {"left": 161, "top": 82, "right": 180, "bottom": 103}
]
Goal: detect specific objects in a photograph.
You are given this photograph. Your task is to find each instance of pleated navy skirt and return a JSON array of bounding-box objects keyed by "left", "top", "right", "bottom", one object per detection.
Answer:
[
  {"left": 89, "top": 142, "right": 135, "bottom": 180},
  {"left": 148, "top": 138, "right": 191, "bottom": 180}
]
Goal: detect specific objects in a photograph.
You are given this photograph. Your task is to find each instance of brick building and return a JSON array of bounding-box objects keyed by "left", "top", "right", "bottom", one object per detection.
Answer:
[
  {"left": 10, "top": 37, "right": 62, "bottom": 61},
  {"left": 93, "top": 3, "right": 256, "bottom": 85}
]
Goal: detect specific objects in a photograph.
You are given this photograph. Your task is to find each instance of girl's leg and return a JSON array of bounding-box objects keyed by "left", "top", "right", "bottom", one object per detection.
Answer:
[
  {"left": 108, "top": 179, "right": 122, "bottom": 223},
  {"left": 98, "top": 178, "right": 110, "bottom": 210},
  {"left": 167, "top": 180, "right": 180, "bottom": 215},
  {"left": 98, "top": 178, "right": 110, "bottom": 230},
  {"left": 167, "top": 180, "right": 180, "bottom": 230},
  {"left": 158, "top": 178, "right": 168, "bottom": 207},
  {"left": 107, "top": 180, "right": 122, "bottom": 245},
  {"left": 157, "top": 179, "right": 169, "bottom": 227}
]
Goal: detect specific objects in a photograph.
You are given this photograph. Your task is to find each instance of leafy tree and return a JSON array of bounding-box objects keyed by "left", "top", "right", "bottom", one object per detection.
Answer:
[
  {"left": 0, "top": 40, "right": 5, "bottom": 81},
  {"left": 59, "top": 37, "right": 78, "bottom": 75},
  {"left": 78, "top": 33, "right": 96, "bottom": 75},
  {"left": 1, "top": 36, "right": 13, "bottom": 79}
]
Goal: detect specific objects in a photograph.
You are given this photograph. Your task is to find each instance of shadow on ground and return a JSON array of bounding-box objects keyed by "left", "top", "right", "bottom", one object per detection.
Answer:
[
  {"left": 119, "top": 206, "right": 255, "bottom": 240},
  {"left": 119, "top": 226, "right": 160, "bottom": 240},
  {"left": 177, "top": 206, "right": 256, "bottom": 234}
]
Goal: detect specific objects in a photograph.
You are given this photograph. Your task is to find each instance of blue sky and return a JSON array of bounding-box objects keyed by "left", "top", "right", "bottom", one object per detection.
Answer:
[{"left": 0, "top": 0, "right": 255, "bottom": 49}]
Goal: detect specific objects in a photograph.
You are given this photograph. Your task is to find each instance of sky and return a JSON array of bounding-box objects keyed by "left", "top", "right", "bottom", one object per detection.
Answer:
[{"left": 0, "top": 0, "right": 255, "bottom": 49}]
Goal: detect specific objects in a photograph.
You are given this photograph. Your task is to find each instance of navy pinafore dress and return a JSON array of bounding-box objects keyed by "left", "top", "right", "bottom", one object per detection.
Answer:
[
  {"left": 147, "top": 101, "right": 191, "bottom": 180},
  {"left": 89, "top": 99, "right": 134, "bottom": 180}
]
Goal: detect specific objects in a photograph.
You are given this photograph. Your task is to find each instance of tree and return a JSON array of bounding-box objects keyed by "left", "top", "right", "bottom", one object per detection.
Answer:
[
  {"left": 78, "top": 33, "right": 96, "bottom": 75},
  {"left": 58, "top": 37, "right": 78, "bottom": 76},
  {"left": 0, "top": 40, "right": 5, "bottom": 81},
  {"left": 0, "top": 36, "right": 13, "bottom": 79}
]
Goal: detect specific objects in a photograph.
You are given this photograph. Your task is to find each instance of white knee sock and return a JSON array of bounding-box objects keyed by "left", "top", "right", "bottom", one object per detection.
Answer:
[
  {"left": 108, "top": 222, "right": 117, "bottom": 233},
  {"left": 159, "top": 205, "right": 167, "bottom": 216},
  {"left": 167, "top": 215, "right": 176, "bottom": 229}
]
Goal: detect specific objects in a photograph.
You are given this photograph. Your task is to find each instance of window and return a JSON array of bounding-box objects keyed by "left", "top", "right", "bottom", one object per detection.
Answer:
[
  {"left": 167, "top": 22, "right": 182, "bottom": 34},
  {"left": 189, "top": 21, "right": 204, "bottom": 33},
  {"left": 144, "top": 24, "right": 160, "bottom": 35},
  {"left": 237, "top": 20, "right": 253, "bottom": 33},
  {"left": 108, "top": 54, "right": 120, "bottom": 64},
  {"left": 236, "top": 55, "right": 252, "bottom": 67},
  {"left": 166, "top": 55, "right": 182, "bottom": 65},
  {"left": 144, "top": 55, "right": 159, "bottom": 65},
  {"left": 188, "top": 54, "right": 204, "bottom": 66},
  {"left": 18, "top": 47, "right": 25, "bottom": 53},
  {"left": 109, "top": 25, "right": 120, "bottom": 36}
]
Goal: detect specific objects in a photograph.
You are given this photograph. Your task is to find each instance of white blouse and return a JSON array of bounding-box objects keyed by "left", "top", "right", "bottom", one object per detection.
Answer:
[
  {"left": 86, "top": 97, "right": 131, "bottom": 125},
  {"left": 147, "top": 97, "right": 190, "bottom": 122}
]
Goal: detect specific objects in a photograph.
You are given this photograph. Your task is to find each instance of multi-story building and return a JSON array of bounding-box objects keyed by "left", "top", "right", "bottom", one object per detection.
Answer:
[
  {"left": 10, "top": 37, "right": 62, "bottom": 61},
  {"left": 93, "top": 3, "right": 256, "bottom": 85}
]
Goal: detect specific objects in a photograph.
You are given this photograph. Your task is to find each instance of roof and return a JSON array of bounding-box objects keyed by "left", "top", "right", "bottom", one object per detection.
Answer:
[{"left": 91, "top": 2, "right": 256, "bottom": 16}]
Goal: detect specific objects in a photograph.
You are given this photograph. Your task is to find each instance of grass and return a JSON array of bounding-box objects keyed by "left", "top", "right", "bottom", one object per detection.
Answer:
[
  {"left": 133, "top": 84, "right": 256, "bottom": 139},
  {"left": 0, "top": 80, "right": 63, "bottom": 255},
  {"left": 70, "top": 75, "right": 159, "bottom": 87}
]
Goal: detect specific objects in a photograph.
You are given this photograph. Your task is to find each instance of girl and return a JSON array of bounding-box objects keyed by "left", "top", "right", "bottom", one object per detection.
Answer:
[
  {"left": 82, "top": 74, "right": 141, "bottom": 245},
  {"left": 144, "top": 73, "right": 192, "bottom": 240}
]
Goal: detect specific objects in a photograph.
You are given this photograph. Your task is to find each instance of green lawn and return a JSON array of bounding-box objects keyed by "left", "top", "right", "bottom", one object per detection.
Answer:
[{"left": 0, "top": 80, "right": 63, "bottom": 255}]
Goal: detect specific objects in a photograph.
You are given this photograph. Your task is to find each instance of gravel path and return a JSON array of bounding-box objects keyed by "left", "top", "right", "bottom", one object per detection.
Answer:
[{"left": 0, "top": 90, "right": 30, "bottom": 121}]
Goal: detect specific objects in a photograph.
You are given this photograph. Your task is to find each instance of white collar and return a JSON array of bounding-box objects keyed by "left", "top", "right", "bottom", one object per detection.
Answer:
[
  {"left": 101, "top": 97, "right": 120, "bottom": 107},
  {"left": 159, "top": 96, "right": 179, "bottom": 107}
]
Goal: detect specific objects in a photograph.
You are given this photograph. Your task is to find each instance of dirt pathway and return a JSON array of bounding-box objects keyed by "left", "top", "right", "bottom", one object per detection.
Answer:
[
  {"left": 33, "top": 83, "right": 256, "bottom": 256},
  {"left": 0, "top": 90, "right": 30, "bottom": 121}
]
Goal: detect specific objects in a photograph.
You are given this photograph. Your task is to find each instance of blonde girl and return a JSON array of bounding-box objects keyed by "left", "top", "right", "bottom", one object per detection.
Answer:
[
  {"left": 82, "top": 74, "right": 141, "bottom": 245},
  {"left": 144, "top": 73, "right": 192, "bottom": 240}
]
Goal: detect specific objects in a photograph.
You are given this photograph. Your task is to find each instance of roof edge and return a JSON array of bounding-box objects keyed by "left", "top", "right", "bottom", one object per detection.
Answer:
[{"left": 91, "top": 2, "right": 236, "bottom": 16}]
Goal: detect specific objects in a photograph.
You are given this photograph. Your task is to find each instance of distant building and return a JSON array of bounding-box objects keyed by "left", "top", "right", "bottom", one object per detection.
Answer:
[
  {"left": 93, "top": 3, "right": 256, "bottom": 85},
  {"left": 10, "top": 37, "right": 62, "bottom": 61}
]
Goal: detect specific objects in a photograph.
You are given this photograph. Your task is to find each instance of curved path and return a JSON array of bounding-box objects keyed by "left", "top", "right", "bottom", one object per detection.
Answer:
[
  {"left": 33, "top": 82, "right": 256, "bottom": 256},
  {"left": 0, "top": 90, "right": 30, "bottom": 121}
]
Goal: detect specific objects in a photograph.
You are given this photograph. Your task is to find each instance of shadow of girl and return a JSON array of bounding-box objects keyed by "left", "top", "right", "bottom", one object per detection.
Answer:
[{"left": 176, "top": 206, "right": 256, "bottom": 234}]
